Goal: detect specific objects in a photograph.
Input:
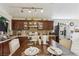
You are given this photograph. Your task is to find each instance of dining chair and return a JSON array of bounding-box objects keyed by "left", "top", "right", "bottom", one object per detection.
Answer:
[
  {"left": 30, "top": 36, "right": 38, "bottom": 45},
  {"left": 41, "top": 35, "right": 49, "bottom": 45},
  {"left": 28, "top": 32, "right": 38, "bottom": 45},
  {"left": 9, "top": 38, "right": 20, "bottom": 56},
  {"left": 59, "top": 38, "right": 72, "bottom": 50}
]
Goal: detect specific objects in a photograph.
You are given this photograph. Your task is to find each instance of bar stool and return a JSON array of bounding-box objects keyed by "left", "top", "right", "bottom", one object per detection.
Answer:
[{"left": 59, "top": 38, "right": 72, "bottom": 50}]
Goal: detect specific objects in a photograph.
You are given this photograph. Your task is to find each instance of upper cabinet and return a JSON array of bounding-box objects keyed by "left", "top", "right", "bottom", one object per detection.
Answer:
[
  {"left": 12, "top": 20, "right": 53, "bottom": 30},
  {"left": 12, "top": 20, "right": 28, "bottom": 30},
  {"left": 37, "top": 21, "right": 53, "bottom": 30},
  {"left": 43, "top": 21, "right": 53, "bottom": 30}
]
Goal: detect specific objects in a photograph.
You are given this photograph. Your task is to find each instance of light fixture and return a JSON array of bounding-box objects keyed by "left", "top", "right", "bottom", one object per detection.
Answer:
[
  {"left": 28, "top": 9, "right": 32, "bottom": 13},
  {"left": 40, "top": 9, "right": 44, "bottom": 13},
  {"left": 19, "top": 7, "right": 43, "bottom": 13},
  {"left": 12, "top": 6, "right": 44, "bottom": 13}
]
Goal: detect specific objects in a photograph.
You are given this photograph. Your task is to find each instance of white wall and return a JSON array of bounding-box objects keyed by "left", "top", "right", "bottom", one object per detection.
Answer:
[
  {"left": 0, "top": 6, "right": 12, "bottom": 32},
  {"left": 0, "top": 6, "right": 12, "bottom": 20},
  {"left": 53, "top": 19, "right": 79, "bottom": 39},
  {"left": 51, "top": 4, "right": 79, "bottom": 20},
  {"left": 53, "top": 19, "right": 79, "bottom": 55}
]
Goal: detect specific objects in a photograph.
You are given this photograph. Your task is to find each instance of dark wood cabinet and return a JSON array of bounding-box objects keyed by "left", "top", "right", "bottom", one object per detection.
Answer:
[
  {"left": 0, "top": 37, "right": 29, "bottom": 56},
  {"left": 12, "top": 20, "right": 16, "bottom": 30},
  {"left": 12, "top": 20, "right": 53, "bottom": 30},
  {"left": 12, "top": 37, "right": 29, "bottom": 56},
  {"left": 0, "top": 41, "right": 10, "bottom": 56},
  {"left": 0, "top": 44, "right": 2, "bottom": 56},
  {"left": 12, "top": 20, "right": 22, "bottom": 30},
  {"left": 18, "top": 37, "right": 28, "bottom": 46},
  {"left": 12, "top": 20, "right": 28, "bottom": 30},
  {"left": 38, "top": 21, "right": 53, "bottom": 30},
  {"left": 43, "top": 21, "right": 53, "bottom": 30},
  {"left": 2, "top": 41, "right": 10, "bottom": 56}
]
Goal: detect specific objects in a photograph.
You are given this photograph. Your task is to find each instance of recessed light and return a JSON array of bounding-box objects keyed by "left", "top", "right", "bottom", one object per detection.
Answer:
[
  {"left": 40, "top": 9, "right": 44, "bottom": 13},
  {"left": 28, "top": 10, "right": 31, "bottom": 13}
]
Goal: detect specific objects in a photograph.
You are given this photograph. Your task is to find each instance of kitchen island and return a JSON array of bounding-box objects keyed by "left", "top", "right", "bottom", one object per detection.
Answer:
[
  {"left": 0, "top": 35, "right": 77, "bottom": 56},
  {"left": 12, "top": 38, "right": 76, "bottom": 56}
]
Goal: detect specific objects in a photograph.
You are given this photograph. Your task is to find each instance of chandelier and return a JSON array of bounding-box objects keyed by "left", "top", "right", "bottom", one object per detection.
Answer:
[{"left": 19, "top": 7, "right": 44, "bottom": 13}]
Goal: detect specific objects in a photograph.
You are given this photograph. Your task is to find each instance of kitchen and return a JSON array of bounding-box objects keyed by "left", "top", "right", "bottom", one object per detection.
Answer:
[{"left": 0, "top": 3, "right": 79, "bottom": 56}]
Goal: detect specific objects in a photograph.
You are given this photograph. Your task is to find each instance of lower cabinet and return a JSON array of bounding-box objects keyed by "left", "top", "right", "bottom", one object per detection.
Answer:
[
  {"left": 0, "top": 44, "right": 2, "bottom": 56},
  {"left": 18, "top": 37, "right": 28, "bottom": 46},
  {"left": 0, "top": 37, "right": 28, "bottom": 56},
  {"left": 12, "top": 37, "right": 28, "bottom": 56},
  {"left": 0, "top": 41, "right": 10, "bottom": 56}
]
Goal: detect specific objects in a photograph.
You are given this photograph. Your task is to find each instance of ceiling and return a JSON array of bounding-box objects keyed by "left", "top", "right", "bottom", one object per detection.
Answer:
[{"left": 0, "top": 3, "right": 79, "bottom": 19}]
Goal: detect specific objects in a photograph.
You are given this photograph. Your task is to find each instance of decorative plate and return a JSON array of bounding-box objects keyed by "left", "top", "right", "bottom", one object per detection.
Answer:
[
  {"left": 47, "top": 46, "right": 63, "bottom": 55},
  {"left": 24, "top": 46, "right": 39, "bottom": 56}
]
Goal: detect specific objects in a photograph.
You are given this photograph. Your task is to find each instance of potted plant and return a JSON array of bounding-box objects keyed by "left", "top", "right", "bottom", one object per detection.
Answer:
[{"left": 0, "top": 16, "right": 8, "bottom": 32}]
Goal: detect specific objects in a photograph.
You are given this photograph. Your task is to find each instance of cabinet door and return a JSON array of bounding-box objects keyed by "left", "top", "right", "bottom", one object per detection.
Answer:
[
  {"left": 17, "top": 20, "right": 24, "bottom": 30},
  {"left": 12, "top": 20, "right": 28, "bottom": 30},
  {"left": 0, "top": 41, "right": 10, "bottom": 56},
  {"left": 48, "top": 21, "right": 53, "bottom": 29},
  {"left": 12, "top": 20, "right": 16, "bottom": 30},
  {"left": 18, "top": 37, "right": 28, "bottom": 46},
  {"left": 12, "top": 20, "right": 22, "bottom": 30},
  {"left": 2, "top": 41, "right": 10, "bottom": 56},
  {"left": 43, "top": 21, "right": 53, "bottom": 30},
  {"left": 0, "top": 44, "right": 2, "bottom": 56},
  {"left": 15, "top": 21, "right": 20, "bottom": 30}
]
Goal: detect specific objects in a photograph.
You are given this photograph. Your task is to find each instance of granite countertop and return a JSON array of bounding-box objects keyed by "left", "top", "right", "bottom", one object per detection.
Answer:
[
  {"left": 0, "top": 35, "right": 28, "bottom": 44},
  {"left": 0, "top": 35, "right": 18, "bottom": 44},
  {"left": 0, "top": 35, "right": 77, "bottom": 56},
  {"left": 56, "top": 43, "right": 77, "bottom": 56}
]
